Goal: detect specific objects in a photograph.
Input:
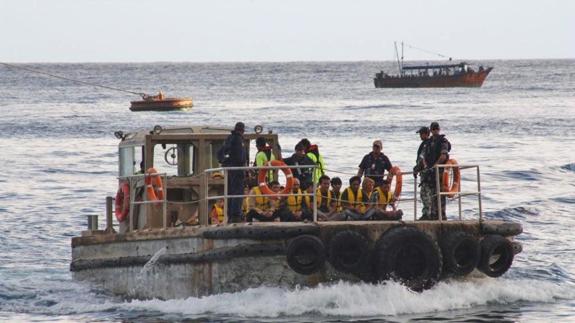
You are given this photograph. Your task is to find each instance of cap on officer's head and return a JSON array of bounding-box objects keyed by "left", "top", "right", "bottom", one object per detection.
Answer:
[
  {"left": 416, "top": 126, "right": 430, "bottom": 134},
  {"left": 430, "top": 122, "right": 440, "bottom": 130}
]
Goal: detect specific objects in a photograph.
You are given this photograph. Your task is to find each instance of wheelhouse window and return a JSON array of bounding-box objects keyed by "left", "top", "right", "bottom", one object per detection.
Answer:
[
  {"left": 153, "top": 143, "right": 196, "bottom": 176},
  {"left": 119, "top": 146, "right": 143, "bottom": 177}
]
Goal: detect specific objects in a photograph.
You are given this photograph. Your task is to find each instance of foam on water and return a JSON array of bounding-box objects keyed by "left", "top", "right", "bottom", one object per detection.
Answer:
[{"left": 119, "top": 279, "right": 573, "bottom": 318}]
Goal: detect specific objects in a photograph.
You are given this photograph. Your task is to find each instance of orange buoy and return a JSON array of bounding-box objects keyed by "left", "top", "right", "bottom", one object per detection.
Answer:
[
  {"left": 390, "top": 166, "right": 403, "bottom": 199},
  {"left": 114, "top": 182, "right": 130, "bottom": 222},
  {"left": 442, "top": 159, "right": 461, "bottom": 198},
  {"left": 145, "top": 167, "right": 165, "bottom": 201},
  {"left": 257, "top": 160, "right": 294, "bottom": 195}
]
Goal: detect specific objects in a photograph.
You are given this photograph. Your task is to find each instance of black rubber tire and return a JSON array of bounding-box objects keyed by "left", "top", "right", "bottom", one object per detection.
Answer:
[
  {"left": 374, "top": 226, "right": 442, "bottom": 291},
  {"left": 478, "top": 234, "right": 514, "bottom": 278},
  {"left": 440, "top": 231, "right": 480, "bottom": 277},
  {"left": 328, "top": 230, "right": 371, "bottom": 275},
  {"left": 286, "top": 235, "right": 326, "bottom": 275}
]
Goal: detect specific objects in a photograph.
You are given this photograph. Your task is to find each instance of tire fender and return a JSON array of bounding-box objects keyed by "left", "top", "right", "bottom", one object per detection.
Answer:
[{"left": 286, "top": 235, "right": 325, "bottom": 275}]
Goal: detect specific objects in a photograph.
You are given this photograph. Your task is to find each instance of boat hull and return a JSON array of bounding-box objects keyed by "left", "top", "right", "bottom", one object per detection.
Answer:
[
  {"left": 374, "top": 68, "right": 492, "bottom": 88},
  {"left": 71, "top": 220, "right": 522, "bottom": 299},
  {"left": 129, "top": 98, "right": 193, "bottom": 112}
]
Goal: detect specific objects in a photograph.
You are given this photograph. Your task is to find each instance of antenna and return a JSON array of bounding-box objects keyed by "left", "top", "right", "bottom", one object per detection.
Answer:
[{"left": 394, "top": 42, "right": 402, "bottom": 75}]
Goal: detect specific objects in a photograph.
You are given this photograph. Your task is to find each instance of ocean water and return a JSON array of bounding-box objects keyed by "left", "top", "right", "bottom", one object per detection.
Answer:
[{"left": 0, "top": 60, "right": 574, "bottom": 322}]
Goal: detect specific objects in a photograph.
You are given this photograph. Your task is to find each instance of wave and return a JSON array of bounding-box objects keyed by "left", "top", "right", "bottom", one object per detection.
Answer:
[
  {"left": 484, "top": 206, "right": 539, "bottom": 221},
  {"left": 118, "top": 279, "right": 573, "bottom": 319}
]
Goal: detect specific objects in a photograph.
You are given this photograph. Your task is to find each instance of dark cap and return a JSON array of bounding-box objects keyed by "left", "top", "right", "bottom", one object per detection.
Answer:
[
  {"left": 234, "top": 122, "right": 245, "bottom": 131},
  {"left": 416, "top": 126, "right": 430, "bottom": 134},
  {"left": 256, "top": 137, "right": 266, "bottom": 147},
  {"left": 430, "top": 122, "right": 440, "bottom": 130}
]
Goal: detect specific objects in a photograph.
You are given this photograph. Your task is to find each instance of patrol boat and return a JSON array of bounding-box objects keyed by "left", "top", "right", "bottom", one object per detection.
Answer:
[{"left": 70, "top": 125, "right": 523, "bottom": 299}]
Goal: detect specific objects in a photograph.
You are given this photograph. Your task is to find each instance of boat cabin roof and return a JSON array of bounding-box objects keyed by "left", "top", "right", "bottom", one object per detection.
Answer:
[{"left": 402, "top": 62, "right": 468, "bottom": 70}]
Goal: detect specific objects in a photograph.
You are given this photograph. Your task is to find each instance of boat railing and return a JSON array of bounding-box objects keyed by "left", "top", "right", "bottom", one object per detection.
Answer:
[
  {"left": 430, "top": 163, "right": 483, "bottom": 222},
  {"left": 203, "top": 165, "right": 319, "bottom": 226},
  {"left": 101, "top": 163, "right": 483, "bottom": 232}
]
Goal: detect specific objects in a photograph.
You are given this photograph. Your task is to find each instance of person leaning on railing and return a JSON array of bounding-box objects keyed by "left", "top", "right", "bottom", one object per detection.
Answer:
[{"left": 246, "top": 181, "right": 281, "bottom": 222}]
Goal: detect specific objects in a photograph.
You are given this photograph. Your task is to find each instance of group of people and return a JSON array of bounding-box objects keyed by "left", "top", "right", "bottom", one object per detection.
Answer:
[{"left": 215, "top": 121, "right": 450, "bottom": 224}]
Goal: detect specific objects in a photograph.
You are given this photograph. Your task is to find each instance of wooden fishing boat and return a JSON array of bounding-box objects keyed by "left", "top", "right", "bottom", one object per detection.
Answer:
[
  {"left": 374, "top": 42, "right": 493, "bottom": 88},
  {"left": 130, "top": 92, "right": 193, "bottom": 112}
]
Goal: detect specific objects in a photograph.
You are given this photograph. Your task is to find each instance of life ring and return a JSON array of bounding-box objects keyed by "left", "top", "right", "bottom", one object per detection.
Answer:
[
  {"left": 442, "top": 159, "right": 461, "bottom": 198},
  {"left": 478, "top": 234, "right": 514, "bottom": 278},
  {"left": 374, "top": 226, "right": 442, "bottom": 291},
  {"left": 440, "top": 231, "right": 480, "bottom": 277},
  {"left": 328, "top": 230, "right": 371, "bottom": 275},
  {"left": 390, "top": 166, "right": 403, "bottom": 199},
  {"left": 145, "top": 167, "right": 165, "bottom": 201},
  {"left": 257, "top": 160, "right": 293, "bottom": 195},
  {"left": 286, "top": 235, "right": 326, "bottom": 275},
  {"left": 114, "top": 182, "right": 130, "bottom": 222}
]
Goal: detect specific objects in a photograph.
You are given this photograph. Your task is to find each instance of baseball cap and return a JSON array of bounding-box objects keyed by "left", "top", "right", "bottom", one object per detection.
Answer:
[
  {"left": 234, "top": 122, "right": 245, "bottom": 131},
  {"left": 430, "top": 122, "right": 440, "bottom": 130},
  {"left": 373, "top": 140, "right": 382, "bottom": 148},
  {"left": 416, "top": 126, "right": 430, "bottom": 134}
]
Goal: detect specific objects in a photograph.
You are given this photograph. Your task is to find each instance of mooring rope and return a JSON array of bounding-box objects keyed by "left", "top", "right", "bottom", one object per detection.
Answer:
[{"left": 0, "top": 62, "right": 146, "bottom": 97}]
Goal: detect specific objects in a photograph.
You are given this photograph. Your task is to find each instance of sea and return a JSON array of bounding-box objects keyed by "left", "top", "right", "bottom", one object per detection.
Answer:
[{"left": 0, "top": 60, "right": 574, "bottom": 322}]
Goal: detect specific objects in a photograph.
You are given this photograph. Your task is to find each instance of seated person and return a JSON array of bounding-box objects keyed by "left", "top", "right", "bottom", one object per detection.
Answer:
[
  {"left": 330, "top": 177, "right": 343, "bottom": 212},
  {"left": 367, "top": 179, "right": 403, "bottom": 220},
  {"left": 246, "top": 181, "right": 281, "bottom": 222},
  {"left": 210, "top": 199, "right": 225, "bottom": 225},
  {"left": 315, "top": 175, "right": 340, "bottom": 221},
  {"left": 278, "top": 178, "right": 312, "bottom": 222},
  {"left": 340, "top": 176, "right": 367, "bottom": 220}
]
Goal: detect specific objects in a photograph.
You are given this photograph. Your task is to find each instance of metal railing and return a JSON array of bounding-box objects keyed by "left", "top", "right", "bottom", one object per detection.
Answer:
[
  {"left": 203, "top": 165, "right": 318, "bottom": 225},
  {"left": 103, "top": 163, "right": 483, "bottom": 230}
]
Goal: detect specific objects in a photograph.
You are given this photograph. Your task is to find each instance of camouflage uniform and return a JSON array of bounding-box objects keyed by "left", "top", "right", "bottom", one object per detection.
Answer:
[{"left": 421, "top": 133, "right": 450, "bottom": 220}]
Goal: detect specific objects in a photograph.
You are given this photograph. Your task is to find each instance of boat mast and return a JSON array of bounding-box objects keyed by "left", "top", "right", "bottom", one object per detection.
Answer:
[
  {"left": 401, "top": 41, "right": 404, "bottom": 76},
  {"left": 394, "top": 41, "right": 402, "bottom": 75}
]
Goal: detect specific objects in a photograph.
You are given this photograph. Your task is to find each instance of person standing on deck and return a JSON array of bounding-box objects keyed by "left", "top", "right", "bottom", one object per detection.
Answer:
[
  {"left": 223, "top": 122, "right": 247, "bottom": 223},
  {"left": 357, "top": 140, "right": 392, "bottom": 187},
  {"left": 254, "top": 137, "right": 277, "bottom": 183},
  {"left": 421, "top": 122, "right": 451, "bottom": 220},
  {"left": 413, "top": 126, "right": 431, "bottom": 219},
  {"left": 298, "top": 138, "right": 326, "bottom": 186},
  {"left": 283, "top": 143, "right": 315, "bottom": 191}
]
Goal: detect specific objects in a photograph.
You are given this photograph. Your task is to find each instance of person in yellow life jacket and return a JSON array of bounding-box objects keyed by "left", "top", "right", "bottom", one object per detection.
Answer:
[
  {"left": 368, "top": 179, "right": 403, "bottom": 220},
  {"left": 210, "top": 199, "right": 225, "bottom": 224},
  {"left": 315, "top": 175, "right": 341, "bottom": 221},
  {"left": 330, "top": 177, "right": 343, "bottom": 212},
  {"left": 246, "top": 180, "right": 281, "bottom": 222},
  {"left": 254, "top": 137, "right": 277, "bottom": 183},
  {"left": 340, "top": 176, "right": 366, "bottom": 221},
  {"left": 298, "top": 138, "right": 326, "bottom": 185},
  {"left": 278, "top": 178, "right": 312, "bottom": 222}
]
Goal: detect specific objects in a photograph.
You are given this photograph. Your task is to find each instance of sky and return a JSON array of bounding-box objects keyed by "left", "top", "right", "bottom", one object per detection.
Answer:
[{"left": 1, "top": 0, "right": 574, "bottom": 62}]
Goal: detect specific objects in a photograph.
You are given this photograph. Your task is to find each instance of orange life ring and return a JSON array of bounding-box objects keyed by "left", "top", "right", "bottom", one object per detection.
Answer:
[
  {"left": 145, "top": 167, "right": 165, "bottom": 201},
  {"left": 258, "top": 160, "right": 294, "bottom": 195},
  {"left": 114, "top": 182, "right": 130, "bottom": 222},
  {"left": 390, "top": 166, "right": 403, "bottom": 199},
  {"left": 442, "top": 159, "right": 461, "bottom": 198}
]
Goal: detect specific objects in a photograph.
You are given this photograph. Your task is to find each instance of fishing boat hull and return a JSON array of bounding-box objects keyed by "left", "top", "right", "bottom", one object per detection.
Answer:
[
  {"left": 129, "top": 98, "right": 193, "bottom": 112},
  {"left": 71, "top": 220, "right": 522, "bottom": 299},
  {"left": 374, "top": 68, "right": 492, "bottom": 88}
]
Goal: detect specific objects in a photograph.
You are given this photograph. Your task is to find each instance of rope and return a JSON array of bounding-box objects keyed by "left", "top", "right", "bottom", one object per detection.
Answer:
[
  {"left": 402, "top": 43, "right": 452, "bottom": 60},
  {"left": 0, "top": 62, "right": 145, "bottom": 97}
]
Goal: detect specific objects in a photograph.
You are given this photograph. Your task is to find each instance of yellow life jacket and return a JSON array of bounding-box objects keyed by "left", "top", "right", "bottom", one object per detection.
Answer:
[
  {"left": 211, "top": 204, "right": 224, "bottom": 223},
  {"left": 252, "top": 187, "right": 269, "bottom": 210},
  {"left": 331, "top": 190, "right": 342, "bottom": 211},
  {"left": 242, "top": 196, "right": 249, "bottom": 214},
  {"left": 287, "top": 188, "right": 310, "bottom": 213},
  {"left": 316, "top": 188, "right": 332, "bottom": 210},
  {"left": 375, "top": 187, "right": 393, "bottom": 207},
  {"left": 345, "top": 187, "right": 365, "bottom": 213}
]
